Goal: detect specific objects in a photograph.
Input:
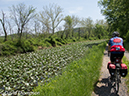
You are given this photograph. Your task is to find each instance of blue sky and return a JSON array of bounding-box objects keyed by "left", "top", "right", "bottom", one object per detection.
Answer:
[{"left": 0, "top": 0, "right": 105, "bottom": 22}]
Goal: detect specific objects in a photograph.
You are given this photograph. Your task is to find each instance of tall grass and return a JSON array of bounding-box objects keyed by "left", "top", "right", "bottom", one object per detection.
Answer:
[
  {"left": 122, "top": 57, "right": 129, "bottom": 93},
  {"left": 123, "top": 41, "right": 129, "bottom": 93},
  {"left": 32, "top": 42, "right": 106, "bottom": 96}
]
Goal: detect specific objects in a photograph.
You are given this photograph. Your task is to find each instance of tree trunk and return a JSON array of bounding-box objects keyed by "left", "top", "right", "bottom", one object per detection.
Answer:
[
  {"left": 19, "top": 29, "right": 23, "bottom": 40},
  {"left": 52, "top": 28, "right": 55, "bottom": 34},
  {"left": 3, "top": 24, "right": 7, "bottom": 41},
  {"left": 78, "top": 28, "right": 81, "bottom": 39},
  {"left": 0, "top": 20, "right": 7, "bottom": 42},
  {"left": 61, "top": 31, "right": 65, "bottom": 39}
]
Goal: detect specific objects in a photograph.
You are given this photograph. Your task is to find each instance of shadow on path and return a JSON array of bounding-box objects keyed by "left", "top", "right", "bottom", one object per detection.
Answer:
[
  {"left": 93, "top": 77, "right": 119, "bottom": 96},
  {"left": 92, "top": 45, "right": 128, "bottom": 96}
]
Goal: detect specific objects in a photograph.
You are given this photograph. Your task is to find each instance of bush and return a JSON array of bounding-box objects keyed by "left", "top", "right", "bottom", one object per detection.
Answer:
[
  {"left": 4, "top": 40, "right": 16, "bottom": 45},
  {"left": 89, "top": 37, "right": 94, "bottom": 40},
  {"left": 55, "top": 38, "right": 66, "bottom": 44},
  {"left": 0, "top": 44, "right": 17, "bottom": 56},
  {"left": 71, "top": 37, "right": 76, "bottom": 42},
  {"left": 126, "top": 31, "right": 129, "bottom": 42},
  {"left": 28, "top": 38, "right": 40, "bottom": 46},
  {"left": 21, "top": 40, "right": 35, "bottom": 52},
  {"left": 16, "top": 40, "right": 35, "bottom": 53},
  {"left": 45, "top": 42, "right": 52, "bottom": 47},
  {"left": 45, "top": 36, "right": 57, "bottom": 47}
]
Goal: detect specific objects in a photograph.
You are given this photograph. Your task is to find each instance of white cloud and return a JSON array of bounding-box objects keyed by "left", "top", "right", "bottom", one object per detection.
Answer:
[{"left": 68, "top": 7, "right": 83, "bottom": 14}]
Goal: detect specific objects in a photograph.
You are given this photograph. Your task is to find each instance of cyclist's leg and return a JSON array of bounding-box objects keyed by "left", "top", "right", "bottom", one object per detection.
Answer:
[
  {"left": 116, "top": 52, "right": 124, "bottom": 63},
  {"left": 110, "top": 52, "right": 115, "bottom": 63}
]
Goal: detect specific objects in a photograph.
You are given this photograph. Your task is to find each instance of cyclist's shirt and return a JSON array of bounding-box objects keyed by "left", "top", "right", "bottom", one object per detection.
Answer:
[
  {"left": 109, "top": 36, "right": 125, "bottom": 52},
  {"left": 109, "top": 36, "right": 123, "bottom": 47}
]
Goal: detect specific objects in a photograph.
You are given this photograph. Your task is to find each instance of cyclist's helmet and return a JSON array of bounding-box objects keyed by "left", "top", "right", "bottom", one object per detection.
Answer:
[{"left": 112, "top": 31, "right": 119, "bottom": 37}]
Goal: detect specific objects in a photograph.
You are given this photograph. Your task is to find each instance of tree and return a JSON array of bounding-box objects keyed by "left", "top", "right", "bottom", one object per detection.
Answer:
[
  {"left": 38, "top": 3, "right": 63, "bottom": 34},
  {"left": 80, "top": 17, "right": 94, "bottom": 39},
  {"left": 63, "top": 15, "right": 80, "bottom": 39},
  {"left": 94, "top": 19, "right": 108, "bottom": 39},
  {"left": 71, "top": 15, "right": 80, "bottom": 37},
  {"left": 9, "top": 3, "right": 36, "bottom": 40},
  {"left": 64, "top": 15, "right": 72, "bottom": 39},
  {"left": 0, "top": 11, "right": 7, "bottom": 41},
  {"left": 37, "top": 12, "right": 51, "bottom": 33},
  {"left": 98, "top": 0, "right": 129, "bottom": 38}
]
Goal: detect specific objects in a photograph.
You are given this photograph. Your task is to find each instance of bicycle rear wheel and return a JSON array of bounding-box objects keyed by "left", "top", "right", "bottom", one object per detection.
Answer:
[
  {"left": 115, "top": 80, "right": 119, "bottom": 94},
  {"left": 115, "top": 72, "right": 120, "bottom": 94}
]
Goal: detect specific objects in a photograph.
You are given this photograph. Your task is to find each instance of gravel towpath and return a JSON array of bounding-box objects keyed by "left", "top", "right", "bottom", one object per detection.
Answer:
[{"left": 92, "top": 46, "right": 128, "bottom": 96}]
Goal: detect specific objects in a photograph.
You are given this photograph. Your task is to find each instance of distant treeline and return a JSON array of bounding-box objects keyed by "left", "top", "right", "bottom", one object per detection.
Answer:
[{"left": 0, "top": 3, "right": 109, "bottom": 56}]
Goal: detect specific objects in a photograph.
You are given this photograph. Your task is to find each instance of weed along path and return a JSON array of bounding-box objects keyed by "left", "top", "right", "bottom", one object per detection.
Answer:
[{"left": 92, "top": 46, "right": 128, "bottom": 96}]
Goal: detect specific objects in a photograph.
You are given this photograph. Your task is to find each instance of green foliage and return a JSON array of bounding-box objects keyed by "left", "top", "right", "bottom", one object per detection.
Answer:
[
  {"left": 15, "top": 40, "right": 35, "bottom": 53},
  {"left": 0, "top": 39, "right": 36, "bottom": 56},
  {"left": 0, "top": 37, "right": 4, "bottom": 43},
  {"left": 122, "top": 43, "right": 129, "bottom": 91},
  {"left": 124, "top": 41, "right": 129, "bottom": 51},
  {"left": 55, "top": 38, "right": 67, "bottom": 44},
  {"left": 0, "top": 25, "right": 109, "bottom": 56},
  {"left": 0, "top": 43, "right": 17, "bottom": 56},
  {"left": 122, "top": 57, "right": 129, "bottom": 92},
  {"left": 98, "top": 0, "right": 129, "bottom": 37},
  {"left": 64, "top": 15, "right": 72, "bottom": 26},
  {"left": 71, "top": 37, "right": 76, "bottom": 42},
  {"left": 45, "top": 36, "right": 57, "bottom": 47},
  {"left": 33, "top": 41, "right": 106, "bottom": 96},
  {"left": 0, "top": 40, "right": 106, "bottom": 94},
  {"left": 28, "top": 38, "right": 40, "bottom": 46},
  {"left": 21, "top": 40, "right": 35, "bottom": 52},
  {"left": 126, "top": 31, "right": 129, "bottom": 42},
  {"left": 89, "top": 37, "right": 94, "bottom": 40}
]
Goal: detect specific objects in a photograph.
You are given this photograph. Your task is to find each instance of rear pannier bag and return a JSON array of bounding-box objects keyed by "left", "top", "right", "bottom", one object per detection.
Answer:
[
  {"left": 120, "top": 63, "right": 128, "bottom": 77},
  {"left": 107, "top": 62, "right": 116, "bottom": 76}
]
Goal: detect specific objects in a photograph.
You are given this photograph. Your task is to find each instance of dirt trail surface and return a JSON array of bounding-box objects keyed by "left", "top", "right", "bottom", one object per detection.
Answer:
[
  {"left": 125, "top": 51, "right": 129, "bottom": 60},
  {"left": 92, "top": 46, "right": 128, "bottom": 96}
]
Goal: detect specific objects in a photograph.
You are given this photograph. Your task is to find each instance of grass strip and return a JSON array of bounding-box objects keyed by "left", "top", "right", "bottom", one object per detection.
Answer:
[
  {"left": 123, "top": 41, "right": 129, "bottom": 93},
  {"left": 32, "top": 42, "right": 106, "bottom": 96},
  {"left": 123, "top": 57, "right": 129, "bottom": 93}
]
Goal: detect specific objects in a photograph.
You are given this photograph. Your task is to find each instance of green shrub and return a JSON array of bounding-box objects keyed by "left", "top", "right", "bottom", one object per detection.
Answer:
[
  {"left": 62, "top": 39, "right": 68, "bottom": 44},
  {"left": 124, "top": 41, "right": 129, "bottom": 51},
  {"left": 45, "top": 36, "right": 56, "bottom": 47},
  {"left": 4, "top": 40, "right": 16, "bottom": 45},
  {"left": 0, "top": 44, "right": 17, "bottom": 56},
  {"left": 0, "top": 38, "right": 4, "bottom": 43},
  {"left": 71, "top": 37, "right": 76, "bottom": 42},
  {"left": 28, "top": 38, "right": 40, "bottom": 46},
  {"left": 126, "top": 31, "right": 129, "bottom": 42},
  {"left": 56, "top": 38, "right": 66, "bottom": 44},
  {"left": 21, "top": 40, "right": 35, "bottom": 52},
  {"left": 66, "top": 38, "right": 73, "bottom": 43},
  {"left": 89, "top": 37, "right": 94, "bottom": 40},
  {"left": 45, "top": 42, "right": 52, "bottom": 47},
  {"left": 56, "top": 41, "right": 63, "bottom": 46}
]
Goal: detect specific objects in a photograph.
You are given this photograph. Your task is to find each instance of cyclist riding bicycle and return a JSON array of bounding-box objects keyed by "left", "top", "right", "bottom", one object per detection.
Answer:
[{"left": 108, "top": 31, "right": 125, "bottom": 63}]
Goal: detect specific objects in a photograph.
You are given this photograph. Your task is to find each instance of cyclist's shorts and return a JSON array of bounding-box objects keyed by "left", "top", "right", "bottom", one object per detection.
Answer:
[{"left": 110, "top": 52, "right": 124, "bottom": 62}]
